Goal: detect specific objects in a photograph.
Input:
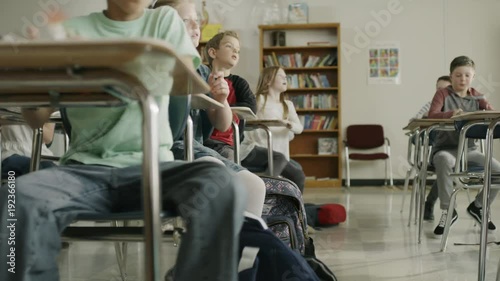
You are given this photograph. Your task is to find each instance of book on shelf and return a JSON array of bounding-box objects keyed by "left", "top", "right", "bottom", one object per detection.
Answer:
[
  {"left": 305, "top": 176, "right": 317, "bottom": 181},
  {"left": 318, "top": 138, "right": 338, "bottom": 155},
  {"left": 286, "top": 74, "right": 331, "bottom": 89},
  {"left": 298, "top": 114, "right": 337, "bottom": 130},
  {"left": 289, "top": 94, "right": 338, "bottom": 109},
  {"left": 263, "top": 53, "right": 337, "bottom": 68}
]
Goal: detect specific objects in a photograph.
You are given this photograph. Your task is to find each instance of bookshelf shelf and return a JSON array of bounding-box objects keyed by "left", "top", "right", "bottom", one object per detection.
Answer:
[
  {"left": 286, "top": 87, "right": 338, "bottom": 92},
  {"left": 283, "top": 67, "right": 338, "bottom": 71},
  {"left": 263, "top": 46, "right": 337, "bottom": 51},
  {"left": 260, "top": 23, "right": 342, "bottom": 188}
]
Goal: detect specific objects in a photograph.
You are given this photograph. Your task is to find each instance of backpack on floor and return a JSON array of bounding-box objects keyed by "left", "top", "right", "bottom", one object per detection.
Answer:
[
  {"left": 305, "top": 203, "right": 346, "bottom": 228},
  {"left": 260, "top": 175, "right": 309, "bottom": 255},
  {"left": 238, "top": 214, "right": 320, "bottom": 281}
]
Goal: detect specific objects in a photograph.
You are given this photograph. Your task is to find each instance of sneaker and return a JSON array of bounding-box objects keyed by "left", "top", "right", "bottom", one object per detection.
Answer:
[
  {"left": 424, "top": 201, "right": 435, "bottom": 221},
  {"left": 434, "top": 209, "right": 458, "bottom": 235},
  {"left": 466, "top": 202, "right": 496, "bottom": 230}
]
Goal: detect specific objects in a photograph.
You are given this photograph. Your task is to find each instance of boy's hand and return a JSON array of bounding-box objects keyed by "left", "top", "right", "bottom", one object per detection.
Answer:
[
  {"left": 453, "top": 108, "right": 463, "bottom": 116},
  {"left": 208, "top": 71, "right": 229, "bottom": 103}
]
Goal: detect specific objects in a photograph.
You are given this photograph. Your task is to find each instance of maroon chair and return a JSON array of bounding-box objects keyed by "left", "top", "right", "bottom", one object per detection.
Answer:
[{"left": 344, "top": 124, "right": 393, "bottom": 187}]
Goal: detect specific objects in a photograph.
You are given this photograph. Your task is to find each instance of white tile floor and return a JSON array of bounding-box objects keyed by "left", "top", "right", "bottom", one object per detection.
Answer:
[{"left": 59, "top": 186, "right": 500, "bottom": 281}]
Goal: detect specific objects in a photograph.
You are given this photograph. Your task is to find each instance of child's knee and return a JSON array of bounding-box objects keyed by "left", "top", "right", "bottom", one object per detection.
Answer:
[
  {"left": 237, "top": 170, "right": 266, "bottom": 196},
  {"left": 433, "top": 152, "right": 455, "bottom": 168},
  {"left": 194, "top": 156, "right": 225, "bottom": 166}
]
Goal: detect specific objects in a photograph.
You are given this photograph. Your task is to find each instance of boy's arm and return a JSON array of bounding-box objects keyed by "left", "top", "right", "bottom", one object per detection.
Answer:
[
  {"left": 233, "top": 76, "right": 257, "bottom": 113},
  {"left": 286, "top": 100, "right": 303, "bottom": 134},
  {"left": 428, "top": 90, "right": 454, "bottom": 119},
  {"left": 413, "top": 101, "right": 431, "bottom": 119},
  {"left": 22, "top": 108, "right": 56, "bottom": 129},
  {"left": 205, "top": 71, "right": 232, "bottom": 132},
  {"left": 43, "top": 123, "right": 55, "bottom": 145}
]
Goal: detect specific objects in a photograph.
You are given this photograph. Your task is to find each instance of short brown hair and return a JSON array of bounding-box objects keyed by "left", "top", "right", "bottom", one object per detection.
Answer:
[
  {"left": 437, "top": 75, "right": 451, "bottom": 83},
  {"left": 151, "top": 0, "right": 193, "bottom": 9},
  {"left": 450, "top": 56, "right": 475, "bottom": 74},
  {"left": 205, "top": 31, "right": 239, "bottom": 66}
]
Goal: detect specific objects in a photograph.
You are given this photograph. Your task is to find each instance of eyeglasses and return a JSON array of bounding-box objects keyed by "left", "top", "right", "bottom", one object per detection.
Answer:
[{"left": 183, "top": 18, "right": 201, "bottom": 27}]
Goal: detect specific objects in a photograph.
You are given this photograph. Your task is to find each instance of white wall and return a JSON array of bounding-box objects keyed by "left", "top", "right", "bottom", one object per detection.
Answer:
[
  {"left": 197, "top": 0, "right": 500, "bottom": 180},
  {"left": 1, "top": 0, "right": 500, "bottom": 181}
]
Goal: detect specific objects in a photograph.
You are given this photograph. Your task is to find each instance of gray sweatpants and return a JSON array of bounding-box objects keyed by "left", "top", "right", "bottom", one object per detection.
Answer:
[
  {"left": 433, "top": 148, "right": 500, "bottom": 210},
  {"left": 0, "top": 161, "right": 245, "bottom": 281}
]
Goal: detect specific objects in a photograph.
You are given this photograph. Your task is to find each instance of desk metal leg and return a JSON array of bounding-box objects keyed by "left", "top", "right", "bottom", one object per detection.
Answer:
[
  {"left": 479, "top": 120, "right": 499, "bottom": 281},
  {"left": 418, "top": 128, "right": 431, "bottom": 243},
  {"left": 232, "top": 121, "right": 240, "bottom": 165},
  {"left": 30, "top": 127, "right": 43, "bottom": 172},
  {"left": 184, "top": 115, "right": 194, "bottom": 162},
  {"left": 140, "top": 94, "right": 161, "bottom": 281}
]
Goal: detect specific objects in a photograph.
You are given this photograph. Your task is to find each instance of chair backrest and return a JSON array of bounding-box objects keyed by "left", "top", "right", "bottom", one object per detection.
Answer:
[
  {"left": 169, "top": 96, "right": 191, "bottom": 141},
  {"left": 346, "top": 124, "right": 385, "bottom": 149},
  {"left": 60, "top": 96, "right": 191, "bottom": 142},
  {"left": 455, "top": 120, "right": 500, "bottom": 140}
]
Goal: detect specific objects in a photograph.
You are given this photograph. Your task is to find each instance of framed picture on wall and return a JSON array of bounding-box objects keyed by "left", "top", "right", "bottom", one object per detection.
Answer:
[
  {"left": 288, "top": 3, "right": 308, "bottom": 24},
  {"left": 318, "top": 138, "right": 337, "bottom": 155}
]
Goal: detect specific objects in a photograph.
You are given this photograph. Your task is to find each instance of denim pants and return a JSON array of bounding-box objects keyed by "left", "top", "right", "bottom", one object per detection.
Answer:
[
  {"left": 0, "top": 161, "right": 246, "bottom": 281},
  {"left": 1, "top": 154, "right": 56, "bottom": 179}
]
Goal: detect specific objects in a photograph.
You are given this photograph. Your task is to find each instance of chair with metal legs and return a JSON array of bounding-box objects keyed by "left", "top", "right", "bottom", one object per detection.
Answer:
[
  {"left": 440, "top": 120, "right": 500, "bottom": 252},
  {"left": 344, "top": 124, "right": 393, "bottom": 188}
]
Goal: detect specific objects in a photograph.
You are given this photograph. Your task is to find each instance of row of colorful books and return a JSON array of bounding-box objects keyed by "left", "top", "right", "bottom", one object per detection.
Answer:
[
  {"left": 298, "top": 114, "right": 337, "bottom": 130},
  {"left": 264, "top": 52, "right": 337, "bottom": 68},
  {"left": 287, "top": 74, "right": 331, "bottom": 89},
  {"left": 289, "top": 94, "right": 338, "bottom": 109}
]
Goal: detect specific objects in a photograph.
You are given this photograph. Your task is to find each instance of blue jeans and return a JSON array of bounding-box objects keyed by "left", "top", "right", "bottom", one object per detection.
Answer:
[
  {"left": 1, "top": 154, "right": 56, "bottom": 179},
  {"left": 0, "top": 161, "right": 246, "bottom": 281}
]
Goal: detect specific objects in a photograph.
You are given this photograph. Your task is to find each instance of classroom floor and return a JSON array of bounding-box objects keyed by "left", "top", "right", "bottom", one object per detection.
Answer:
[{"left": 58, "top": 186, "right": 500, "bottom": 281}]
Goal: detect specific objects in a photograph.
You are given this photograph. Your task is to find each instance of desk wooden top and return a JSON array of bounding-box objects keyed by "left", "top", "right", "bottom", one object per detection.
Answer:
[
  {"left": 231, "top": 107, "right": 257, "bottom": 120},
  {"left": 451, "top": 111, "right": 500, "bottom": 121},
  {"left": 191, "top": 94, "right": 223, "bottom": 110},
  {"left": 0, "top": 39, "right": 209, "bottom": 96},
  {"left": 403, "top": 118, "right": 454, "bottom": 131}
]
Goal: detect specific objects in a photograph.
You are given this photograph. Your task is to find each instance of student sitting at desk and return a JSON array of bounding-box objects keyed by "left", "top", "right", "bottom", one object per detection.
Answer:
[
  {"left": 428, "top": 55, "right": 499, "bottom": 235},
  {"left": 409, "top": 75, "right": 451, "bottom": 221},
  {"left": 202, "top": 31, "right": 257, "bottom": 162},
  {"left": 154, "top": 0, "right": 266, "bottom": 217},
  {"left": 0, "top": 2, "right": 246, "bottom": 281},
  {"left": 240, "top": 66, "right": 306, "bottom": 192}
]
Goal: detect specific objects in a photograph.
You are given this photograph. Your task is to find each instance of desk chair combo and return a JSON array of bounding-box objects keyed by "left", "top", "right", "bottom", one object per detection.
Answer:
[
  {"left": 0, "top": 39, "right": 212, "bottom": 281},
  {"left": 437, "top": 112, "right": 500, "bottom": 281}
]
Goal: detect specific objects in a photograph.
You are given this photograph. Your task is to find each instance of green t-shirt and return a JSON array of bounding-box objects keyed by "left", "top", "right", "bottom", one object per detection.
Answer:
[{"left": 60, "top": 7, "right": 201, "bottom": 168}]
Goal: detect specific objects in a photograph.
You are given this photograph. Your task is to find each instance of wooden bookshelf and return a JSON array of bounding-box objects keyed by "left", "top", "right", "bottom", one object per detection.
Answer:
[{"left": 259, "top": 23, "right": 342, "bottom": 188}]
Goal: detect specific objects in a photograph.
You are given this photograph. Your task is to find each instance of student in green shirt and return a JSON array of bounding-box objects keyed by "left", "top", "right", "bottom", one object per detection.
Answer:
[{"left": 0, "top": 1, "right": 246, "bottom": 281}]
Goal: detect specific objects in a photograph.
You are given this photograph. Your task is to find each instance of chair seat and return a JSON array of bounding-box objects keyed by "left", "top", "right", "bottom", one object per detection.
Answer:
[
  {"left": 349, "top": 153, "right": 388, "bottom": 160},
  {"left": 75, "top": 210, "right": 177, "bottom": 221}
]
